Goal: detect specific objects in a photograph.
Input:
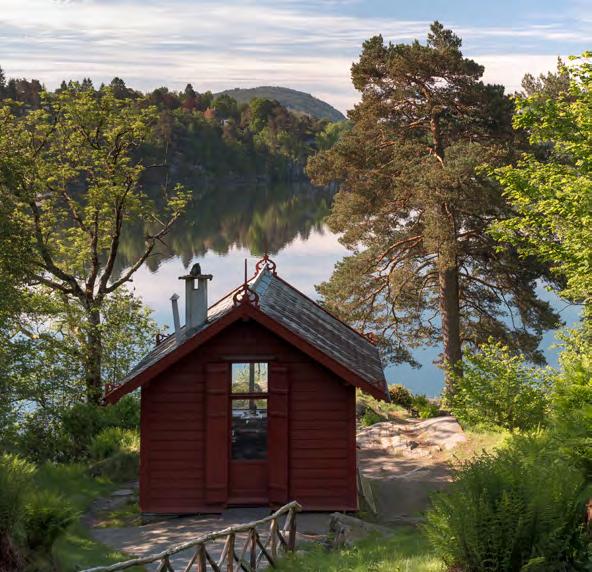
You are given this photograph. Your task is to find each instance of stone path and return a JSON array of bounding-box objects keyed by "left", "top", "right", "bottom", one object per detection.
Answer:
[{"left": 89, "top": 501, "right": 330, "bottom": 570}]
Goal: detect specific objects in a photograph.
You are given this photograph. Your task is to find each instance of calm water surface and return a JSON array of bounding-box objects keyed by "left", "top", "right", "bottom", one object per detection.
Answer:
[{"left": 129, "top": 183, "right": 579, "bottom": 397}]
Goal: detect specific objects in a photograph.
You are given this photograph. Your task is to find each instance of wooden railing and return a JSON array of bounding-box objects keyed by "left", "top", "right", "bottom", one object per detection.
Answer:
[{"left": 82, "top": 501, "right": 302, "bottom": 572}]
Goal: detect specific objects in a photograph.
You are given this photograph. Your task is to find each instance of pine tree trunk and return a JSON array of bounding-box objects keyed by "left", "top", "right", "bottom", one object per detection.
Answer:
[
  {"left": 438, "top": 263, "right": 462, "bottom": 394},
  {"left": 85, "top": 306, "right": 103, "bottom": 404}
]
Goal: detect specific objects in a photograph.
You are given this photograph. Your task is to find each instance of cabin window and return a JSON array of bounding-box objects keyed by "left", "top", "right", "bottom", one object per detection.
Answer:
[
  {"left": 231, "top": 363, "right": 268, "bottom": 393},
  {"left": 231, "top": 362, "right": 268, "bottom": 460}
]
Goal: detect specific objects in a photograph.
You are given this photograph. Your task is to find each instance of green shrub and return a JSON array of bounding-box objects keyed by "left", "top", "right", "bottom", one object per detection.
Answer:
[
  {"left": 446, "top": 341, "right": 550, "bottom": 431},
  {"left": 89, "top": 427, "right": 140, "bottom": 461},
  {"left": 14, "top": 409, "right": 77, "bottom": 464},
  {"left": 550, "top": 325, "right": 592, "bottom": 477},
  {"left": 425, "top": 435, "right": 590, "bottom": 571},
  {"left": 88, "top": 427, "right": 140, "bottom": 481},
  {"left": 88, "top": 451, "right": 139, "bottom": 482},
  {"left": 12, "top": 396, "right": 141, "bottom": 464},
  {"left": 23, "top": 491, "right": 77, "bottom": 552},
  {"left": 388, "top": 384, "right": 413, "bottom": 409},
  {"left": 61, "top": 395, "right": 140, "bottom": 459},
  {"left": 411, "top": 395, "right": 440, "bottom": 419},
  {"left": 0, "top": 454, "right": 35, "bottom": 570},
  {"left": 359, "top": 408, "right": 385, "bottom": 427}
]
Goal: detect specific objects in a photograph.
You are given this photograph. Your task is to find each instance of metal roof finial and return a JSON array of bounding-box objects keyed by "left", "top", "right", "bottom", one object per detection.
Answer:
[
  {"left": 233, "top": 257, "right": 260, "bottom": 307},
  {"left": 255, "top": 252, "right": 277, "bottom": 276}
]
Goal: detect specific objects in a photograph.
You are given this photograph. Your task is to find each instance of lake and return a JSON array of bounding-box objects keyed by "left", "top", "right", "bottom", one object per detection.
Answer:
[{"left": 128, "top": 183, "right": 580, "bottom": 397}]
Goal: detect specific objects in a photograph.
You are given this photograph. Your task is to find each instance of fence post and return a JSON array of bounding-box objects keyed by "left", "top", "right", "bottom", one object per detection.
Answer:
[
  {"left": 287, "top": 508, "right": 296, "bottom": 552},
  {"left": 226, "top": 532, "right": 235, "bottom": 572}
]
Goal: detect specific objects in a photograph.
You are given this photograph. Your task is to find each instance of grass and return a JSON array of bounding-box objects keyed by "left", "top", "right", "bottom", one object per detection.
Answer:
[
  {"left": 96, "top": 500, "right": 142, "bottom": 528},
  {"left": 449, "top": 428, "right": 509, "bottom": 464},
  {"left": 276, "top": 527, "right": 445, "bottom": 572},
  {"left": 34, "top": 463, "right": 144, "bottom": 571},
  {"left": 357, "top": 391, "right": 408, "bottom": 422}
]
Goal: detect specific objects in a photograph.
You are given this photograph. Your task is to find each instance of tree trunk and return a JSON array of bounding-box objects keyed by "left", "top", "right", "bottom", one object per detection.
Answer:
[
  {"left": 439, "top": 263, "right": 462, "bottom": 394},
  {"left": 84, "top": 305, "right": 103, "bottom": 404}
]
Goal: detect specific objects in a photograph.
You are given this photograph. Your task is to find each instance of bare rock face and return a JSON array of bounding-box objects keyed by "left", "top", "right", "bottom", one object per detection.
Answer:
[
  {"left": 356, "top": 416, "right": 466, "bottom": 524},
  {"left": 357, "top": 416, "right": 466, "bottom": 456}
]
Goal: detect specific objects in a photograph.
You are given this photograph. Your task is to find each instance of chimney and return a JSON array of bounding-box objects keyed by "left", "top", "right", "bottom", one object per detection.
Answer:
[
  {"left": 170, "top": 293, "right": 182, "bottom": 345},
  {"left": 179, "top": 263, "right": 213, "bottom": 330}
]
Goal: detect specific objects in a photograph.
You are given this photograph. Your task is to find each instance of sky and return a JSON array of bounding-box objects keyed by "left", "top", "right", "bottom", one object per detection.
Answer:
[{"left": 0, "top": 0, "right": 590, "bottom": 113}]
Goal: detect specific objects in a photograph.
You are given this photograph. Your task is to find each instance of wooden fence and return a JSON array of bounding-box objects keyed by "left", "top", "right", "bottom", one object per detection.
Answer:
[{"left": 82, "top": 501, "right": 302, "bottom": 572}]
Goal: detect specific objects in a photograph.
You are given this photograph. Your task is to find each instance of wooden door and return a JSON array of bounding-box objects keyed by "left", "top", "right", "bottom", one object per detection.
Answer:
[{"left": 228, "top": 363, "right": 269, "bottom": 504}]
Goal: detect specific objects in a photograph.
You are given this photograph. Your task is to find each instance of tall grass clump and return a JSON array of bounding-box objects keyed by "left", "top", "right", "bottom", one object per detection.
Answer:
[{"left": 425, "top": 435, "right": 590, "bottom": 571}]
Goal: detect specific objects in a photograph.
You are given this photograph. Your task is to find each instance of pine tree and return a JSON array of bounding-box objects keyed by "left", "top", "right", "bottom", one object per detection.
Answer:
[{"left": 307, "top": 22, "right": 559, "bottom": 391}]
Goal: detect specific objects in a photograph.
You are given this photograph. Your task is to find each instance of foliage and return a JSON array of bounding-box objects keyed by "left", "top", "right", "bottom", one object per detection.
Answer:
[
  {"left": 388, "top": 384, "right": 414, "bottom": 409},
  {"left": 356, "top": 390, "right": 407, "bottom": 423},
  {"left": 79, "top": 408, "right": 141, "bottom": 482},
  {"left": 446, "top": 341, "right": 550, "bottom": 431},
  {"left": 34, "top": 463, "right": 144, "bottom": 571},
  {"left": 88, "top": 451, "right": 139, "bottom": 482},
  {"left": 216, "top": 86, "right": 345, "bottom": 122},
  {"left": 451, "top": 429, "right": 509, "bottom": 464},
  {"left": 425, "top": 435, "right": 591, "bottom": 571},
  {"left": 0, "top": 456, "right": 77, "bottom": 570},
  {"left": 89, "top": 427, "right": 140, "bottom": 461},
  {"left": 411, "top": 395, "right": 440, "bottom": 419},
  {"left": 276, "top": 528, "right": 444, "bottom": 572},
  {"left": 0, "top": 455, "right": 32, "bottom": 570},
  {"left": 23, "top": 490, "right": 77, "bottom": 552},
  {"left": 0, "top": 454, "right": 35, "bottom": 537},
  {"left": 550, "top": 324, "right": 592, "bottom": 477},
  {"left": 359, "top": 408, "right": 385, "bottom": 427},
  {"left": 12, "top": 396, "right": 140, "bottom": 463},
  {"left": 492, "top": 54, "right": 592, "bottom": 304},
  {"left": 0, "top": 85, "right": 188, "bottom": 403},
  {"left": 307, "top": 22, "right": 559, "bottom": 392}
]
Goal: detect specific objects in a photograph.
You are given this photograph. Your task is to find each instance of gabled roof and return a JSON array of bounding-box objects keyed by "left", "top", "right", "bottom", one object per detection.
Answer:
[{"left": 105, "top": 263, "right": 388, "bottom": 403}]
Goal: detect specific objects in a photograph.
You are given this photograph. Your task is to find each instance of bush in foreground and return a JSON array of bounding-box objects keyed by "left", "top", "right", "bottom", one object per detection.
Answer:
[
  {"left": 0, "top": 454, "right": 76, "bottom": 571},
  {"left": 0, "top": 454, "right": 35, "bottom": 570},
  {"left": 425, "top": 435, "right": 590, "bottom": 571},
  {"left": 446, "top": 341, "right": 550, "bottom": 431}
]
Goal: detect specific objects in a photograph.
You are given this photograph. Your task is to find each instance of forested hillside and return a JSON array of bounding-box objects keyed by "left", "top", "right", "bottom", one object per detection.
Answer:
[
  {"left": 216, "top": 86, "right": 346, "bottom": 122},
  {"left": 0, "top": 71, "right": 337, "bottom": 183}
]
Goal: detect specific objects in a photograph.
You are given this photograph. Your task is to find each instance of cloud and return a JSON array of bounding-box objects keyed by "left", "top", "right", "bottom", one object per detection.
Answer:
[{"left": 0, "top": 0, "right": 586, "bottom": 112}]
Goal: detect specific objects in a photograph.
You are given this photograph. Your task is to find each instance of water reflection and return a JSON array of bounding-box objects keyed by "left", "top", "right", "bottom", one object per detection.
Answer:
[{"left": 117, "top": 182, "right": 332, "bottom": 275}]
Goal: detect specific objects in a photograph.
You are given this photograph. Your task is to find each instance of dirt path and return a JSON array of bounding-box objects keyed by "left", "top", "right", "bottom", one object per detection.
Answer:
[{"left": 357, "top": 416, "right": 466, "bottom": 524}]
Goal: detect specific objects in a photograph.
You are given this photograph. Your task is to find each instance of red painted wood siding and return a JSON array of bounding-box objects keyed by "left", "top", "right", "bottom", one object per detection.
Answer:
[
  {"left": 140, "top": 357, "right": 206, "bottom": 513},
  {"left": 140, "top": 319, "right": 357, "bottom": 513}
]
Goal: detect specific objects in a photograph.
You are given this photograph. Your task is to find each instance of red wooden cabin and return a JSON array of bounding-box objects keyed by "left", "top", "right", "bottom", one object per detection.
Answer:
[{"left": 105, "top": 256, "right": 387, "bottom": 514}]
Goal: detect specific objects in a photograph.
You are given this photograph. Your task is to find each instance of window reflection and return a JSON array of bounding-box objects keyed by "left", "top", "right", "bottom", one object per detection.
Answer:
[
  {"left": 231, "top": 363, "right": 268, "bottom": 393},
  {"left": 231, "top": 400, "right": 267, "bottom": 460}
]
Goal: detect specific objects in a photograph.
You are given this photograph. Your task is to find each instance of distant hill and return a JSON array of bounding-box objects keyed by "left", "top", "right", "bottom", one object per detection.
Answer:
[{"left": 216, "top": 86, "right": 346, "bottom": 122}]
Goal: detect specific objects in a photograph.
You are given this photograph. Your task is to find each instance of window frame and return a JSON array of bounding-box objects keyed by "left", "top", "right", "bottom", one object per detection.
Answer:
[{"left": 229, "top": 361, "right": 269, "bottom": 462}]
